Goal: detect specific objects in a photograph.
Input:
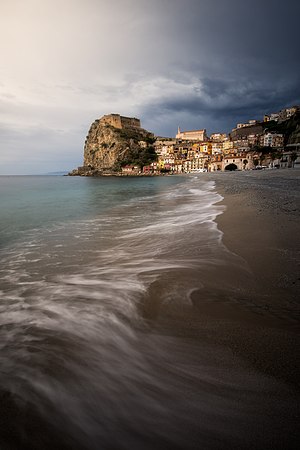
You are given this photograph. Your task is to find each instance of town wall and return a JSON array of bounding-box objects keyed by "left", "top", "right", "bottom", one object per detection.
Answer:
[{"left": 230, "top": 124, "right": 263, "bottom": 140}]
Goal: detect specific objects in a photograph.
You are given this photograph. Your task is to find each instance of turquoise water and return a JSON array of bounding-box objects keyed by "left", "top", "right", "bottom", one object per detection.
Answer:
[
  {"left": 0, "top": 175, "right": 298, "bottom": 449},
  {"left": 0, "top": 175, "right": 183, "bottom": 247}
]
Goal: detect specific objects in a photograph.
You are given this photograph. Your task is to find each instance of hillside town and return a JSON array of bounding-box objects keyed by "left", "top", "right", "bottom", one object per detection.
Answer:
[
  {"left": 70, "top": 107, "right": 300, "bottom": 177},
  {"left": 124, "top": 105, "right": 300, "bottom": 175}
]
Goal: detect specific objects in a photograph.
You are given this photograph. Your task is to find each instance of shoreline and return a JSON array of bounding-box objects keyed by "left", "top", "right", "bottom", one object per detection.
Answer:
[
  {"left": 215, "top": 169, "right": 299, "bottom": 318},
  {"left": 213, "top": 169, "right": 300, "bottom": 386},
  {"left": 1, "top": 169, "right": 299, "bottom": 449},
  {"left": 152, "top": 169, "right": 300, "bottom": 388}
]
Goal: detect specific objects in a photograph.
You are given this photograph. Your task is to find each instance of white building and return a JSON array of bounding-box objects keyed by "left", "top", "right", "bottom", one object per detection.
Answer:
[
  {"left": 176, "top": 127, "right": 207, "bottom": 141},
  {"left": 262, "top": 132, "right": 284, "bottom": 148}
]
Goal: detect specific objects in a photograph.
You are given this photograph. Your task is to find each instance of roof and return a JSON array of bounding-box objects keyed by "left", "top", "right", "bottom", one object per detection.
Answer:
[{"left": 179, "top": 129, "right": 205, "bottom": 133}]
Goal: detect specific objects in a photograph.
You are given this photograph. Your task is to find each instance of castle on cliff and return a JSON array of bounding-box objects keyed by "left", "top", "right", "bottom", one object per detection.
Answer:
[
  {"left": 69, "top": 105, "right": 299, "bottom": 177},
  {"left": 99, "top": 114, "right": 141, "bottom": 130}
]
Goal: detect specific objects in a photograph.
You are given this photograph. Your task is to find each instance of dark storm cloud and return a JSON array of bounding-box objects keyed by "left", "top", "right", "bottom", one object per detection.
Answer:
[
  {"left": 1, "top": 0, "right": 300, "bottom": 172},
  {"left": 145, "top": 76, "right": 300, "bottom": 120},
  {"left": 140, "top": 73, "right": 300, "bottom": 136},
  {"left": 139, "top": 0, "right": 300, "bottom": 135}
]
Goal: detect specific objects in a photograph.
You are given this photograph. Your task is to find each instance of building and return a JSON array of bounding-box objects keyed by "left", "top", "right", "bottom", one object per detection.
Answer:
[
  {"left": 247, "top": 134, "right": 260, "bottom": 147},
  {"left": 222, "top": 153, "right": 253, "bottom": 171},
  {"left": 223, "top": 139, "right": 234, "bottom": 154},
  {"left": 210, "top": 133, "right": 227, "bottom": 141},
  {"left": 209, "top": 154, "right": 223, "bottom": 172},
  {"left": 199, "top": 142, "right": 212, "bottom": 154},
  {"left": 176, "top": 127, "right": 207, "bottom": 141},
  {"left": 269, "top": 113, "right": 279, "bottom": 122},
  {"left": 261, "top": 132, "right": 284, "bottom": 148},
  {"left": 121, "top": 165, "right": 140, "bottom": 174},
  {"left": 211, "top": 142, "right": 223, "bottom": 154},
  {"left": 154, "top": 140, "right": 176, "bottom": 156},
  {"left": 278, "top": 106, "right": 299, "bottom": 122},
  {"left": 264, "top": 114, "right": 271, "bottom": 122},
  {"left": 231, "top": 136, "right": 250, "bottom": 152},
  {"left": 235, "top": 119, "right": 260, "bottom": 130},
  {"left": 263, "top": 112, "right": 280, "bottom": 122},
  {"left": 183, "top": 156, "right": 208, "bottom": 172},
  {"left": 100, "top": 114, "right": 141, "bottom": 129}
]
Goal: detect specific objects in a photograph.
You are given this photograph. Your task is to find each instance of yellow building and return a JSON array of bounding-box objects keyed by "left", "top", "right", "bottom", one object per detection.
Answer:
[
  {"left": 199, "top": 142, "right": 212, "bottom": 154},
  {"left": 222, "top": 140, "right": 234, "bottom": 154}
]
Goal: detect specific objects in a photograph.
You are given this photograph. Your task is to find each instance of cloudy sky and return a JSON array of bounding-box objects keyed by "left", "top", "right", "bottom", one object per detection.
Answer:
[{"left": 1, "top": 0, "right": 299, "bottom": 174}]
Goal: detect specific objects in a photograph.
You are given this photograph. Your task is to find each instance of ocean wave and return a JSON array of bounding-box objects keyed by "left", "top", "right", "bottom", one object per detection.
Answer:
[{"left": 1, "top": 175, "right": 279, "bottom": 449}]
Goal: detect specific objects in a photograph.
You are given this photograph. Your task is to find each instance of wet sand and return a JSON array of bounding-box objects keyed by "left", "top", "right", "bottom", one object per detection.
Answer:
[
  {"left": 140, "top": 169, "right": 300, "bottom": 449},
  {"left": 213, "top": 169, "right": 300, "bottom": 385},
  {"left": 154, "top": 169, "right": 300, "bottom": 388}
]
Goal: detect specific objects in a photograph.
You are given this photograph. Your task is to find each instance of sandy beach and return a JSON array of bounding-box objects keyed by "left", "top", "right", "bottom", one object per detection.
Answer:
[
  {"left": 214, "top": 169, "right": 300, "bottom": 384},
  {"left": 155, "top": 169, "right": 300, "bottom": 390}
]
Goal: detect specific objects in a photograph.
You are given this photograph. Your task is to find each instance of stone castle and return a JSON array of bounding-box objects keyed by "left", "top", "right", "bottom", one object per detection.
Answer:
[
  {"left": 99, "top": 114, "right": 141, "bottom": 129},
  {"left": 67, "top": 113, "right": 155, "bottom": 176}
]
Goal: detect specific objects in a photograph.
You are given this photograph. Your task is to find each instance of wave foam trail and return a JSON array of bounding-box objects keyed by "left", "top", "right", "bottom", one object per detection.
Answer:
[{"left": 1, "top": 176, "right": 296, "bottom": 449}]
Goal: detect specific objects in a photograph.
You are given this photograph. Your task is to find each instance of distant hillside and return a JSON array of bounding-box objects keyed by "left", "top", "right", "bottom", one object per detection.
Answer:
[{"left": 263, "top": 111, "right": 300, "bottom": 145}]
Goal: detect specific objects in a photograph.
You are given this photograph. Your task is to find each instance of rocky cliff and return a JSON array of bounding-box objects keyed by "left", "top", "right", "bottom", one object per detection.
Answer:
[
  {"left": 286, "top": 111, "right": 300, "bottom": 146},
  {"left": 69, "top": 114, "right": 156, "bottom": 176},
  {"left": 263, "top": 110, "right": 300, "bottom": 145}
]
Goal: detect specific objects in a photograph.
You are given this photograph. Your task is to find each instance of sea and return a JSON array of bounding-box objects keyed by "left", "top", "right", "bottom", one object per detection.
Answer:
[{"left": 0, "top": 175, "right": 298, "bottom": 450}]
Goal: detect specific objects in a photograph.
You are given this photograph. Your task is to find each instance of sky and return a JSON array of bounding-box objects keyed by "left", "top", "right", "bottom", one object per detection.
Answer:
[{"left": 1, "top": 0, "right": 300, "bottom": 174}]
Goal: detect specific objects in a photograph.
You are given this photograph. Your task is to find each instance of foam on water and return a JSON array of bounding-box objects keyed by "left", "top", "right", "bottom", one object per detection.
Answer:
[{"left": 0, "top": 175, "right": 298, "bottom": 449}]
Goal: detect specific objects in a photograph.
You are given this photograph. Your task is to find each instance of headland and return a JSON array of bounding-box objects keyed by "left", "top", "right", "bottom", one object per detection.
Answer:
[{"left": 69, "top": 106, "right": 300, "bottom": 176}]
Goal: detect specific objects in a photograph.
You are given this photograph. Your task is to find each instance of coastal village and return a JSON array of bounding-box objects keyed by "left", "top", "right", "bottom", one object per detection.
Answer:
[
  {"left": 70, "top": 106, "right": 300, "bottom": 176},
  {"left": 135, "top": 105, "right": 300, "bottom": 174}
]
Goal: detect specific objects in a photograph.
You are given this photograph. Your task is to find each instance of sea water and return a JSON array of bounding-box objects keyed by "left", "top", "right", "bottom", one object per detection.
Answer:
[{"left": 0, "top": 175, "right": 298, "bottom": 449}]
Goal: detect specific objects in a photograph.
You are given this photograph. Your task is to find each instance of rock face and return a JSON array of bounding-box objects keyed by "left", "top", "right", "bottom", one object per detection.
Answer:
[
  {"left": 69, "top": 114, "right": 155, "bottom": 176},
  {"left": 286, "top": 111, "right": 300, "bottom": 145}
]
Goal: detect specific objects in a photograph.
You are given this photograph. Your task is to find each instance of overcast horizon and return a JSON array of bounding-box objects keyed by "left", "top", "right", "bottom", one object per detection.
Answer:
[{"left": 1, "top": 0, "right": 300, "bottom": 174}]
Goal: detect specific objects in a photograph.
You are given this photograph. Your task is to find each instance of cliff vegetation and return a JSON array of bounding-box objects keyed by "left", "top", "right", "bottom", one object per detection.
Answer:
[
  {"left": 263, "top": 111, "right": 300, "bottom": 145},
  {"left": 69, "top": 116, "right": 157, "bottom": 176}
]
